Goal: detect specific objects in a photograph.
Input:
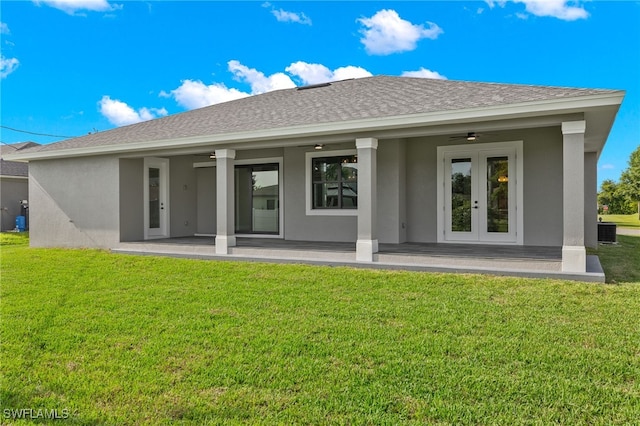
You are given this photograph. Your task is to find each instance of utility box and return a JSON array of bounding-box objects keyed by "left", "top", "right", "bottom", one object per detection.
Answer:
[
  {"left": 597, "top": 222, "right": 617, "bottom": 243},
  {"left": 15, "top": 215, "right": 26, "bottom": 232}
]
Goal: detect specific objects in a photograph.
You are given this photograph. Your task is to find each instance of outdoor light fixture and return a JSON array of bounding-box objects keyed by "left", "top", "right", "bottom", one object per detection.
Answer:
[
  {"left": 209, "top": 153, "right": 216, "bottom": 159},
  {"left": 314, "top": 144, "right": 324, "bottom": 150},
  {"left": 466, "top": 132, "right": 478, "bottom": 142}
]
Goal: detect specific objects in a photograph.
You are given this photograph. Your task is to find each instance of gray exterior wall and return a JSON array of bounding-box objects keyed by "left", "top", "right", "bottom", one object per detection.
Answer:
[
  {"left": 377, "top": 139, "right": 407, "bottom": 243},
  {"left": 0, "top": 177, "right": 29, "bottom": 231},
  {"left": 29, "top": 156, "right": 120, "bottom": 248},
  {"left": 196, "top": 167, "right": 216, "bottom": 234},
  {"left": 119, "top": 158, "right": 143, "bottom": 242},
  {"left": 283, "top": 145, "right": 357, "bottom": 242},
  {"left": 584, "top": 151, "right": 598, "bottom": 249},
  {"left": 404, "top": 127, "right": 565, "bottom": 246},
  {"left": 521, "top": 127, "right": 564, "bottom": 246},
  {"left": 169, "top": 156, "right": 198, "bottom": 238},
  {"left": 27, "top": 125, "right": 599, "bottom": 250}
]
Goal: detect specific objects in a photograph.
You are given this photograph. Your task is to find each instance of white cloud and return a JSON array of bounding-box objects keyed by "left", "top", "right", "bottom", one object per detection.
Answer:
[
  {"left": 165, "top": 60, "right": 371, "bottom": 111},
  {"left": 518, "top": 0, "right": 588, "bottom": 20},
  {"left": 272, "top": 9, "right": 312, "bottom": 25},
  {"left": 600, "top": 164, "right": 615, "bottom": 170},
  {"left": 486, "top": 0, "right": 589, "bottom": 21},
  {"left": 0, "top": 22, "right": 10, "bottom": 34},
  {"left": 0, "top": 56, "right": 19, "bottom": 79},
  {"left": 263, "top": 2, "right": 312, "bottom": 25},
  {"left": 169, "top": 80, "right": 249, "bottom": 110},
  {"left": 34, "top": 0, "right": 122, "bottom": 16},
  {"left": 401, "top": 67, "right": 447, "bottom": 80},
  {"left": 98, "top": 96, "right": 167, "bottom": 127},
  {"left": 228, "top": 60, "right": 296, "bottom": 94},
  {"left": 285, "top": 61, "right": 372, "bottom": 85},
  {"left": 357, "top": 9, "right": 443, "bottom": 55}
]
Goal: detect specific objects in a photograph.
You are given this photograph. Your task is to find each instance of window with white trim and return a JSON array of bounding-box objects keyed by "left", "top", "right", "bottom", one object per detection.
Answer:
[
  {"left": 311, "top": 155, "right": 358, "bottom": 209},
  {"left": 305, "top": 150, "right": 358, "bottom": 216}
]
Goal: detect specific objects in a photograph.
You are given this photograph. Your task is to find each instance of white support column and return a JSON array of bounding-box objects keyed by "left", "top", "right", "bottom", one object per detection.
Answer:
[
  {"left": 215, "top": 149, "right": 236, "bottom": 254},
  {"left": 356, "top": 137, "right": 378, "bottom": 262},
  {"left": 561, "top": 121, "right": 586, "bottom": 272}
]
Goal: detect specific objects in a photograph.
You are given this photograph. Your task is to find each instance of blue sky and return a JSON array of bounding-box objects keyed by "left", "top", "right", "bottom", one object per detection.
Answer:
[{"left": 1, "top": 1, "right": 638, "bottom": 186}]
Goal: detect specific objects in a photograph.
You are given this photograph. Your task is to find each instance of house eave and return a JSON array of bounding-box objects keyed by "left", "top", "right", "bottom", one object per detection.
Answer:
[{"left": 5, "top": 91, "right": 624, "bottom": 161}]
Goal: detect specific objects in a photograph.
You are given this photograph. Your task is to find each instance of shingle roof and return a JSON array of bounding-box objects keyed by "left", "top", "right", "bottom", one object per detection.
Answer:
[
  {"left": 19, "top": 76, "right": 621, "bottom": 154},
  {"left": 0, "top": 142, "right": 40, "bottom": 176}
]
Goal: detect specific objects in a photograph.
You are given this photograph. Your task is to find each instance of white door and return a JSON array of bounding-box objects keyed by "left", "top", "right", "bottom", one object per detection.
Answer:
[
  {"left": 442, "top": 144, "right": 518, "bottom": 243},
  {"left": 144, "top": 157, "right": 170, "bottom": 239}
]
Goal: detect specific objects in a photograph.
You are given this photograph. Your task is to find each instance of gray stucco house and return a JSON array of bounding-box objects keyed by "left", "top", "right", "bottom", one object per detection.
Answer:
[
  {"left": 5, "top": 76, "right": 624, "bottom": 280},
  {"left": 0, "top": 142, "right": 39, "bottom": 231}
]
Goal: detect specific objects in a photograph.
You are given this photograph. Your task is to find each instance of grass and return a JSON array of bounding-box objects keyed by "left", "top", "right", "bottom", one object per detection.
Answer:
[
  {"left": 593, "top": 235, "right": 640, "bottom": 284},
  {"left": 599, "top": 213, "right": 640, "bottom": 228},
  {"left": 1, "top": 233, "right": 639, "bottom": 425}
]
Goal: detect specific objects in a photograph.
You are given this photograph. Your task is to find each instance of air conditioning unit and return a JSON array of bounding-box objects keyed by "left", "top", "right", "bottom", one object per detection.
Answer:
[{"left": 597, "top": 222, "right": 617, "bottom": 243}]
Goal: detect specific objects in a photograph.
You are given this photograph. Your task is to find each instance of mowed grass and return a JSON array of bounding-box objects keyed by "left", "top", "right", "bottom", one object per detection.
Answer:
[
  {"left": 595, "top": 235, "right": 640, "bottom": 284},
  {"left": 1, "top": 233, "right": 639, "bottom": 425},
  {"left": 599, "top": 213, "right": 640, "bottom": 228}
]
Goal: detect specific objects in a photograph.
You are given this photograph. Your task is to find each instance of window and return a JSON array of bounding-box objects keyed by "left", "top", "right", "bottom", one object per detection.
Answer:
[
  {"left": 311, "top": 155, "right": 358, "bottom": 209},
  {"left": 305, "top": 149, "right": 358, "bottom": 216}
]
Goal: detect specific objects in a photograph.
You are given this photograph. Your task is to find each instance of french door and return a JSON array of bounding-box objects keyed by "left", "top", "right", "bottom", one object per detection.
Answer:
[
  {"left": 440, "top": 143, "right": 520, "bottom": 243},
  {"left": 144, "top": 157, "right": 169, "bottom": 239}
]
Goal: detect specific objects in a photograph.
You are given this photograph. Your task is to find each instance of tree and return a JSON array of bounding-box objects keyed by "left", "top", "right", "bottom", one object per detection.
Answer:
[
  {"left": 619, "top": 145, "right": 640, "bottom": 218},
  {"left": 598, "top": 179, "right": 634, "bottom": 214}
]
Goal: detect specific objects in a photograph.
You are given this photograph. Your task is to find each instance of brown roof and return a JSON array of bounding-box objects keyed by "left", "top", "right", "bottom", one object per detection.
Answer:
[{"left": 19, "top": 76, "right": 621, "bottom": 154}]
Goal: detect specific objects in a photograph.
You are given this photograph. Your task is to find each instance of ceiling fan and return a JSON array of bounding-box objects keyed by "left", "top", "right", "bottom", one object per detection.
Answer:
[
  {"left": 449, "top": 132, "right": 483, "bottom": 142},
  {"left": 193, "top": 153, "right": 216, "bottom": 159}
]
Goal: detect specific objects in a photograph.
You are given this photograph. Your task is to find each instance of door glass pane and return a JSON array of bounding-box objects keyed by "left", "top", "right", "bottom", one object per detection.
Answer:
[
  {"left": 252, "top": 168, "right": 279, "bottom": 233},
  {"left": 451, "top": 158, "right": 472, "bottom": 232},
  {"left": 149, "top": 167, "right": 160, "bottom": 229},
  {"left": 235, "top": 164, "right": 279, "bottom": 234},
  {"left": 487, "top": 156, "right": 509, "bottom": 233}
]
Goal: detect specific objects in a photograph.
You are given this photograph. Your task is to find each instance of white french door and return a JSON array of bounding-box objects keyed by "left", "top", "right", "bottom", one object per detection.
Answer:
[
  {"left": 439, "top": 142, "right": 522, "bottom": 244},
  {"left": 144, "top": 157, "right": 170, "bottom": 239}
]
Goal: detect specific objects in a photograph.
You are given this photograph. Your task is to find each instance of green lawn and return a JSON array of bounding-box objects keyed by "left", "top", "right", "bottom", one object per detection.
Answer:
[
  {"left": 594, "top": 234, "right": 640, "bottom": 284},
  {"left": 599, "top": 213, "right": 640, "bottom": 228},
  {"left": 1, "top": 233, "right": 639, "bottom": 425}
]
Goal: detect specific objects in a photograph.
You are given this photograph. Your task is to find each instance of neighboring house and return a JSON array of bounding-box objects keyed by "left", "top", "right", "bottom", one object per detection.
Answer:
[
  {"left": 5, "top": 77, "right": 624, "bottom": 278},
  {"left": 0, "top": 142, "right": 39, "bottom": 231}
]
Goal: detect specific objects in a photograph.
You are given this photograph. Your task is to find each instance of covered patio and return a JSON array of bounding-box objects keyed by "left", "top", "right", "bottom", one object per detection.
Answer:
[{"left": 112, "top": 237, "right": 605, "bottom": 282}]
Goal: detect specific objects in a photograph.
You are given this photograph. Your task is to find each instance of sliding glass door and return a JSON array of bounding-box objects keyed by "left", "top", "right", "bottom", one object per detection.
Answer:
[{"left": 235, "top": 164, "right": 279, "bottom": 234}]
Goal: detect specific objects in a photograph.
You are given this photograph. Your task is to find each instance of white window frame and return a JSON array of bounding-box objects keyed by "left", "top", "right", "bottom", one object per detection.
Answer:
[{"left": 305, "top": 149, "right": 358, "bottom": 216}]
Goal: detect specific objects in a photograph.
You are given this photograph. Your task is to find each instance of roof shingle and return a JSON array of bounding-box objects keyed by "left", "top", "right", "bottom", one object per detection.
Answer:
[{"left": 20, "top": 76, "right": 621, "bottom": 154}]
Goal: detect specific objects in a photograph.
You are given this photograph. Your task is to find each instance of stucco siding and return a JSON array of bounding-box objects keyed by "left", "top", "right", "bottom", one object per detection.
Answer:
[
  {"left": 169, "top": 156, "right": 198, "bottom": 238},
  {"left": 584, "top": 151, "right": 598, "bottom": 248},
  {"left": 405, "top": 137, "right": 439, "bottom": 243},
  {"left": 522, "top": 128, "right": 564, "bottom": 246},
  {"left": 119, "top": 158, "right": 143, "bottom": 242},
  {"left": 283, "top": 146, "right": 357, "bottom": 242},
  {"left": 0, "top": 177, "right": 29, "bottom": 231},
  {"left": 29, "top": 156, "right": 120, "bottom": 248},
  {"left": 377, "top": 139, "right": 407, "bottom": 243},
  {"left": 196, "top": 167, "right": 216, "bottom": 234}
]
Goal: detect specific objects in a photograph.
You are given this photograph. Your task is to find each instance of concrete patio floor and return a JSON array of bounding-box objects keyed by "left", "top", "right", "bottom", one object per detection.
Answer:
[{"left": 113, "top": 237, "right": 605, "bottom": 282}]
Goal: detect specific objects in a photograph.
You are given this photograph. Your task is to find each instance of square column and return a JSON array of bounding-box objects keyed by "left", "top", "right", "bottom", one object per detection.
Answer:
[
  {"left": 356, "top": 137, "right": 378, "bottom": 262},
  {"left": 561, "top": 121, "right": 586, "bottom": 272},
  {"left": 215, "top": 149, "right": 236, "bottom": 254}
]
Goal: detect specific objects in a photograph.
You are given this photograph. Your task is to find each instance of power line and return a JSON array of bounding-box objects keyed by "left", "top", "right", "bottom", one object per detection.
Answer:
[{"left": 0, "top": 125, "right": 77, "bottom": 139}]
